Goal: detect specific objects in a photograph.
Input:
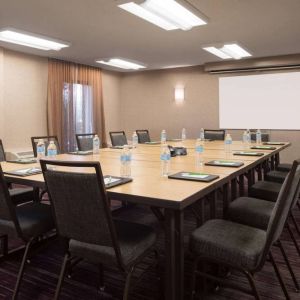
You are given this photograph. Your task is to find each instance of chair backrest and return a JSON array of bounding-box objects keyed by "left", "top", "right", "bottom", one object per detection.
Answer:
[
  {"left": 136, "top": 130, "right": 151, "bottom": 143},
  {"left": 40, "top": 160, "right": 124, "bottom": 268},
  {"left": 0, "top": 164, "right": 22, "bottom": 235},
  {"left": 204, "top": 129, "right": 225, "bottom": 141},
  {"left": 76, "top": 133, "right": 96, "bottom": 151},
  {"left": 0, "top": 139, "right": 6, "bottom": 162},
  {"left": 250, "top": 132, "right": 269, "bottom": 142},
  {"left": 257, "top": 159, "right": 300, "bottom": 270},
  {"left": 31, "top": 136, "right": 60, "bottom": 157},
  {"left": 109, "top": 131, "right": 128, "bottom": 146}
]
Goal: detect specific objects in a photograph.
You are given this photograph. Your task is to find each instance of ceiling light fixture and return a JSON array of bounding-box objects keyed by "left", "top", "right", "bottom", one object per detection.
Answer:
[
  {"left": 118, "top": 0, "right": 207, "bottom": 31},
  {"left": 0, "top": 28, "right": 69, "bottom": 51},
  {"left": 203, "top": 43, "right": 252, "bottom": 60},
  {"left": 96, "top": 58, "right": 146, "bottom": 70}
]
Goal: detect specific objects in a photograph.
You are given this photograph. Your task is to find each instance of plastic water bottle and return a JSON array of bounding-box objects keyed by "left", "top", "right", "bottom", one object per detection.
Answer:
[
  {"left": 181, "top": 128, "right": 186, "bottom": 141},
  {"left": 120, "top": 145, "right": 131, "bottom": 178},
  {"left": 132, "top": 131, "right": 138, "bottom": 148},
  {"left": 47, "top": 141, "right": 57, "bottom": 158},
  {"left": 36, "top": 139, "right": 45, "bottom": 159},
  {"left": 256, "top": 129, "right": 262, "bottom": 145},
  {"left": 224, "top": 133, "right": 232, "bottom": 154},
  {"left": 195, "top": 138, "right": 204, "bottom": 168},
  {"left": 242, "top": 130, "right": 248, "bottom": 149},
  {"left": 160, "top": 144, "right": 171, "bottom": 177},
  {"left": 246, "top": 129, "right": 251, "bottom": 146},
  {"left": 161, "top": 129, "right": 167, "bottom": 144},
  {"left": 200, "top": 128, "right": 205, "bottom": 140},
  {"left": 93, "top": 134, "right": 100, "bottom": 154}
]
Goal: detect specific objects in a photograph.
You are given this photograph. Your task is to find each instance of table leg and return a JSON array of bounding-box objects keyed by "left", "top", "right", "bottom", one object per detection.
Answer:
[
  {"left": 223, "top": 183, "right": 229, "bottom": 217},
  {"left": 165, "top": 209, "right": 184, "bottom": 300},
  {"left": 275, "top": 153, "right": 280, "bottom": 168},
  {"left": 270, "top": 155, "right": 275, "bottom": 170},
  {"left": 257, "top": 164, "right": 262, "bottom": 181},
  {"left": 209, "top": 191, "right": 217, "bottom": 219},
  {"left": 231, "top": 178, "right": 237, "bottom": 200},
  {"left": 239, "top": 174, "right": 245, "bottom": 196}
]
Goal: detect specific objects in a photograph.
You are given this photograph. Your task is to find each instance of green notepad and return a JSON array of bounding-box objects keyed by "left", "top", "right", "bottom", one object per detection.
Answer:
[
  {"left": 233, "top": 151, "right": 264, "bottom": 157},
  {"left": 7, "top": 158, "right": 37, "bottom": 164},
  {"left": 205, "top": 160, "right": 244, "bottom": 167},
  {"left": 263, "top": 142, "right": 286, "bottom": 145},
  {"left": 103, "top": 175, "right": 132, "bottom": 189},
  {"left": 251, "top": 146, "right": 276, "bottom": 150},
  {"left": 68, "top": 151, "right": 93, "bottom": 155},
  {"left": 144, "top": 141, "right": 161, "bottom": 145},
  {"left": 4, "top": 167, "right": 42, "bottom": 177},
  {"left": 168, "top": 172, "right": 219, "bottom": 182}
]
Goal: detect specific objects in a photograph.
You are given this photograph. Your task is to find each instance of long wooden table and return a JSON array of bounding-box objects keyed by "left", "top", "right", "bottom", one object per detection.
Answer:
[{"left": 1, "top": 140, "right": 290, "bottom": 300}]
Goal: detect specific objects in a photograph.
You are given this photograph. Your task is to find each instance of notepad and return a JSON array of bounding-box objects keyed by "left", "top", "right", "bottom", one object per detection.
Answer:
[
  {"left": 4, "top": 167, "right": 42, "bottom": 177},
  {"left": 233, "top": 151, "right": 264, "bottom": 157},
  {"left": 68, "top": 151, "right": 93, "bottom": 155},
  {"left": 251, "top": 146, "right": 276, "bottom": 150},
  {"left": 205, "top": 160, "right": 244, "bottom": 167},
  {"left": 7, "top": 158, "right": 37, "bottom": 164},
  {"left": 103, "top": 175, "right": 132, "bottom": 189},
  {"left": 167, "top": 139, "right": 182, "bottom": 142},
  {"left": 263, "top": 142, "right": 286, "bottom": 145},
  {"left": 144, "top": 141, "right": 161, "bottom": 145},
  {"left": 168, "top": 172, "right": 219, "bottom": 182}
]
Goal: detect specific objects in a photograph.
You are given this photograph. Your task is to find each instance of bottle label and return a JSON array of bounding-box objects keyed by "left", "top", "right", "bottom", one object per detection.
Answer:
[
  {"left": 225, "top": 140, "right": 232, "bottom": 145},
  {"left": 160, "top": 153, "right": 171, "bottom": 161},
  {"left": 120, "top": 154, "right": 131, "bottom": 162},
  {"left": 47, "top": 149, "right": 57, "bottom": 156},
  {"left": 195, "top": 145, "right": 204, "bottom": 153},
  {"left": 37, "top": 145, "right": 45, "bottom": 154}
]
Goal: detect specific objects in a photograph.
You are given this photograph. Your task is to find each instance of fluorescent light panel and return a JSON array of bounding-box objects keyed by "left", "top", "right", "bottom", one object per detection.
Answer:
[
  {"left": 0, "top": 29, "right": 69, "bottom": 51},
  {"left": 96, "top": 58, "right": 146, "bottom": 70},
  {"left": 203, "top": 44, "right": 252, "bottom": 60},
  {"left": 119, "top": 0, "right": 207, "bottom": 31}
]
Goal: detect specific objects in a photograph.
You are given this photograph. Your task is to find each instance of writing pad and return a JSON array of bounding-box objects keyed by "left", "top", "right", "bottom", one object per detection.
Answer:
[
  {"left": 205, "top": 160, "right": 244, "bottom": 167},
  {"left": 233, "top": 151, "right": 264, "bottom": 157},
  {"left": 104, "top": 175, "right": 132, "bottom": 189},
  {"left": 4, "top": 167, "right": 42, "bottom": 177},
  {"left": 251, "top": 146, "right": 276, "bottom": 150},
  {"left": 168, "top": 172, "right": 219, "bottom": 182}
]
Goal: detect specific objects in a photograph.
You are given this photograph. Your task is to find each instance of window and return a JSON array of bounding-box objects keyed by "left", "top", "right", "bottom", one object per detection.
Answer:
[{"left": 62, "top": 83, "right": 93, "bottom": 152}]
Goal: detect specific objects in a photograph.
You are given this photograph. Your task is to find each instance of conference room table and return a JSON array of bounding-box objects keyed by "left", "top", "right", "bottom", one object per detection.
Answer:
[{"left": 1, "top": 140, "right": 290, "bottom": 300}]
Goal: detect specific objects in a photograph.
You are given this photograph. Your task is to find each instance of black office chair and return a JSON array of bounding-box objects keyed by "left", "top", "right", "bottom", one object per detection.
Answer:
[
  {"left": 109, "top": 131, "right": 128, "bottom": 147},
  {"left": 31, "top": 136, "right": 60, "bottom": 157},
  {"left": 136, "top": 130, "right": 151, "bottom": 144},
  {"left": 75, "top": 133, "right": 96, "bottom": 151},
  {"left": 250, "top": 132, "right": 270, "bottom": 142},
  {"left": 0, "top": 164, "right": 55, "bottom": 299},
  {"left": 204, "top": 129, "right": 225, "bottom": 141},
  {"left": 41, "top": 160, "right": 158, "bottom": 300},
  {"left": 226, "top": 159, "right": 300, "bottom": 293},
  {"left": 0, "top": 139, "right": 35, "bottom": 205},
  {"left": 189, "top": 161, "right": 300, "bottom": 299}
]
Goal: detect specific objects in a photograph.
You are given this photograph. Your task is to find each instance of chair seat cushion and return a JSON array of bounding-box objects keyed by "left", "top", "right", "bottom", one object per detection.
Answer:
[
  {"left": 9, "top": 187, "right": 34, "bottom": 205},
  {"left": 69, "top": 220, "right": 157, "bottom": 268},
  {"left": 265, "top": 170, "right": 287, "bottom": 183},
  {"left": 276, "top": 163, "right": 292, "bottom": 172},
  {"left": 249, "top": 181, "right": 281, "bottom": 202},
  {"left": 190, "top": 219, "right": 266, "bottom": 271},
  {"left": 227, "top": 197, "right": 274, "bottom": 230}
]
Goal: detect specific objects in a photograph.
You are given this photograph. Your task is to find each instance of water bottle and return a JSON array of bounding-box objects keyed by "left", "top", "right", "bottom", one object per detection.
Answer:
[
  {"left": 256, "top": 129, "right": 262, "bottom": 145},
  {"left": 120, "top": 145, "right": 131, "bottom": 178},
  {"left": 181, "top": 128, "right": 186, "bottom": 141},
  {"left": 36, "top": 139, "right": 45, "bottom": 159},
  {"left": 224, "top": 133, "right": 232, "bottom": 154},
  {"left": 246, "top": 129, "right": 251, "bottom": 146},
  {"left": 161, "top": 129, "right": 167, "bottom": 144},
  {"left": 242, "top": 130, "right": 248, "bottom": 149},
  {"left": 47, "top": 141, "right": 57, "bottom": 158},
  {"left": 195, "top": 138, "right": 204, "bottom": 168},
  {"left": 93, "top": 134, "right": 100, "bottom": 154},
  {"left": 200, "top": 128, "right": 205, "bottom": 140},
  {"left": 160, "top": 144, "right": 171, "bottom": 177},
  {"left": 132, "top": 131, "right": 138, "bottom": 148}
]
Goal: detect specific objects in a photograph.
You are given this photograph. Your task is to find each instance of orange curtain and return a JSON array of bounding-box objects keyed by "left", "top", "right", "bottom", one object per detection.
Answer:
[{"left": 47, "top": 59, "right": 107, "bottom": 150}]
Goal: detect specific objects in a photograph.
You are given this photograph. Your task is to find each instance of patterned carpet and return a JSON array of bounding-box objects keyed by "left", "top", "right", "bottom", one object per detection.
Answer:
[{"left": 0, "top": 201, "right": 299, "bottom": 300}]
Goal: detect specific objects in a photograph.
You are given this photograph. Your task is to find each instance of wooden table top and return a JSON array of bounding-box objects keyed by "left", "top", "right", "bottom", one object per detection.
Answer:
[{"left": 1, "top": 140, "right": 290, "bottom": 210}]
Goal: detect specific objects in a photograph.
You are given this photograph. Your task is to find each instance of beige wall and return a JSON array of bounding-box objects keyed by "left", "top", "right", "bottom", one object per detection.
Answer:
[
  {"left": 0, "top": 48, "right": 4, "bottom": 140},
  {"left": 120, "top": 66, "right": 299, "bottom": 163}
]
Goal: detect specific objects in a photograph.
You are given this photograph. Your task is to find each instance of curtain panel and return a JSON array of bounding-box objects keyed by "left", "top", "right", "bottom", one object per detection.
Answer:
[{"left": 47, "top": 59, "right": 106, "bottom": 151}]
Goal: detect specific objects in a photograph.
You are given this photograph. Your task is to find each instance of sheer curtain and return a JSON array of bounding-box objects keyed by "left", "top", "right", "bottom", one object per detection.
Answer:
[{"left": 47, "top": 59, "right": 106, "bottom": 152}]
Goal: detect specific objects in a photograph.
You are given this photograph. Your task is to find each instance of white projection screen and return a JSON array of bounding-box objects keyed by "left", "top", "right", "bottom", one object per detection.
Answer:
[{"left": 219, "top": 72, "right": 300, "bottom": 130}]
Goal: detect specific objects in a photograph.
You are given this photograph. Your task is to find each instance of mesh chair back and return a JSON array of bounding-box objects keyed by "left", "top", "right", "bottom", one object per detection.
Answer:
[
  {"left": 0, "top": 165, "right": 14, "bottom": 220},
  {"left": 0, "top": 139, "right": 6, "bottom": 162},
  {"left": 31, "top": 136, "right": 60, "bottom": 157},
  {"left": 41, "top": 160, "right": 118, "bottom": 249},
  {"left": 136, "top": 130, "right": 151, "bottom": 143},
  {"left": 76, "top": 133, "right": 96, "bottom": 151},
  {"left": 258, "top": 159, "right": 300, "bottom": 269},
  {"left": 250, "top": 133, "right": 269, "bottom": 142},
  {"left": 109, "top": 131, "right": 127, "bottom": 146},
  {"left": 204, "top": 129, "right": 225, "bottom": 141}
]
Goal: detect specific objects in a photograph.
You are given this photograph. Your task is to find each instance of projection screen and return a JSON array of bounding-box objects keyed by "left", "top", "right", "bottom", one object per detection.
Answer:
[{"left": 219, "top": 72, "right": 300, "bottom": 130}]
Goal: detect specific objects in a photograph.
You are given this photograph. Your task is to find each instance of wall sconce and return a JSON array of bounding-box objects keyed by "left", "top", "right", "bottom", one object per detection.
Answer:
[{"left": 175, "top": 85, "right": 185, "bottom": 103}]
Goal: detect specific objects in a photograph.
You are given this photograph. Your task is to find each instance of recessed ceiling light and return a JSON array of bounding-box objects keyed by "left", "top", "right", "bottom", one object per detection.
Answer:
[
  {"left": 96, "top": 58, "right": 146, "bottom": 70},
  {"left": 119, "top": 0, "right": 207, "bottom": 31},
  {"left": 0, "top": 28, "right": 69, "bottom": 51},
  {"left": 203, "top": 44, "right": 252, "bottom": 60}
]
